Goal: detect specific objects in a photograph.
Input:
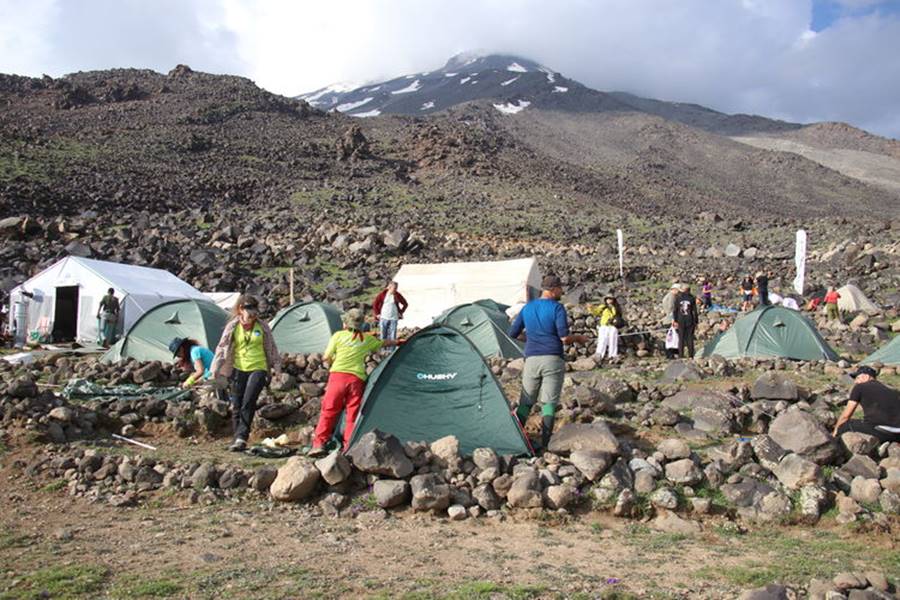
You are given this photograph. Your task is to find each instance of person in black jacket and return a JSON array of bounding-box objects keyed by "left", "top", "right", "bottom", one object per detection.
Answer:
[
  {"left": 672, "top": 284, "right": 698, "bottom": 358},
  {"left": 756, "top": 272, "right": 770, "bottom": 307}
]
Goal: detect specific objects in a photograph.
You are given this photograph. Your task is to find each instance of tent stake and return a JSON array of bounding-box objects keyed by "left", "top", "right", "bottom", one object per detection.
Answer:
[{"left": 112, "top": 433, "right": 157, "bottom": 451}]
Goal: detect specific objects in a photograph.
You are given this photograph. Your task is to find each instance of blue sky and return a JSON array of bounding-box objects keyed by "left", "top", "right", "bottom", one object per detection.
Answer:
[{"left": 811, "top": 0, "right": 900, "bottom": 31}]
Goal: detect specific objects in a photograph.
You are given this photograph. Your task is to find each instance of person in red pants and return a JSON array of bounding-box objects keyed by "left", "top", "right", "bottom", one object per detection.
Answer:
[{"left": 309, "top": 309, "right": 401, "bottom": 457}]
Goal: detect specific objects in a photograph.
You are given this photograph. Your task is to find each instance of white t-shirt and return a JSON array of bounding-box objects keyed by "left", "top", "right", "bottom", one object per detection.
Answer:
[{"left": 380, "top": 293, "right": 399, "bottom": 320}]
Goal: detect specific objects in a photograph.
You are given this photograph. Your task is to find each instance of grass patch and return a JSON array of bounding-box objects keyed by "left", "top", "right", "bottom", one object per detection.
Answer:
[
  {"left": 111, "top": 574, "right": 184, "bottom": 598},
  {"left": 40, "top": 479, "right": 68, "bottom": 493},
  {"left": 1, "top": 565, "right": 109, "bottom": 600},
  {"left": 0, "top": 528, "right": 32, "bottom": 550},
  {"left": 444, "top": 581, "right": 547, "bottom": 599}
]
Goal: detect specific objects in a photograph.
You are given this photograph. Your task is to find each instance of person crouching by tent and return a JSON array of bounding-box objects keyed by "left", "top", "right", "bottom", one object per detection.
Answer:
[
  {"left": 309, "top": 309, "right": 402, "bottom": 457},
  {"left": 590, "top": 296, "right": 621, "bottom": 361},
  {"left": 508, "top": 275, "right": 589, "bottom": 450},
  {"left": 372, "top": 281, "right": 407, "bottom": 349},
  {"left": 170, "top": 337, "right": 226, "bottom": 397},
  {"left": 824, "top": 287, "right": 842, "bottom": 321},
  {"left": 97, "top": 288, "right": 120, "bottom": 348},
  {"left": 211, "top": 295, "right": 282, "bottom": 452}
]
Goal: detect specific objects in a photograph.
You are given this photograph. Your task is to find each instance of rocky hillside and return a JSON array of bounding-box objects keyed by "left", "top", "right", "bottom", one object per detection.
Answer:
[{"left": 1, "top": 64, "right": 900, "bottom": 320}]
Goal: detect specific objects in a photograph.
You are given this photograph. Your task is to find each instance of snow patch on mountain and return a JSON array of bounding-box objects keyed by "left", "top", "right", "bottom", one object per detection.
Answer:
[
  {"left": 460, "top": 77, "right": 471, "bottom": 84},
  {"left": 507, "top": 62, "right": 528, "bottom": 73},
  {"left": 493, "top": 100, "right": 531, "bottom": 114},
  {"left": 336, "top": 97, "right": 373, "bottom": 112},
  {"left": 540, "top": 68, "right": 556, "bottom": 83},
  {"left": 350, "top": 109, "right": 381, "bottom": 118},
  {"left": 392, "top": 80, "right": 422, "bottom": 94},
  {"left": 445, "top": 73, "right": 457, "bottom": 77},
  {"left": 421, "top": 101, "right": 435, "bottom": 110},
  {"left": 553, "top": 86, "right": 569, "bottom": 93},
  {"left": 501, "top": 76, "right": 520, "bottom": 87}
]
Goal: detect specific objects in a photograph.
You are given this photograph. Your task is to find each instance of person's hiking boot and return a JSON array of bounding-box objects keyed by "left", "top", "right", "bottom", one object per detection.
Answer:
[
  {"left": 228, "top": 438, "right": 247, "bottom": 452},
  {"left": 307, "top": 445, "right": 328, "bottom": 458}
]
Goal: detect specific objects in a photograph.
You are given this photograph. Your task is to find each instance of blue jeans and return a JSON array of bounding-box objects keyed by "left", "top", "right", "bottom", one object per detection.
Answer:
[{"left": 380, "top": 318, "right": 398, "bottom": 349}]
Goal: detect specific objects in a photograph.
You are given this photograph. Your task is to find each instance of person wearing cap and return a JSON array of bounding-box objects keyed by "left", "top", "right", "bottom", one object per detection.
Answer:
[
  {"left": 211, "top": 294, "right": 282, "bottom": 452},
  {"left": 309, "top": 308, "right": 402, "bottom": 457},
  {"left": 169, "top": 337, "right": 214, "bottom": 388},
  {"left": 661, "top": 283, "right": 680, "bottom": 321},
  {"left": 672, "top": 283, "right": 698, "bottom": 358},
  {"left": 833, "top": 366, "right": 900, "bottom": 443},
  {"left": 508, "top": 274, "right": 589, "bottom": 450},
  {"left": 589, "top": 295, "right": 621, "bottom": 361}
]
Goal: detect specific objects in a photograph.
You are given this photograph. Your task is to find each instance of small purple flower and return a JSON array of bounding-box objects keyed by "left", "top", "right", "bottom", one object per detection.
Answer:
[{"left": 606, "top": 578, "right": 620, "bottom": 585}]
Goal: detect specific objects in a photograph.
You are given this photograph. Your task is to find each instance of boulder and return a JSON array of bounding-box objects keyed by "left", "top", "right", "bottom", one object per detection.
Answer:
[
  {"left": 447, "top": 505, "right": 468, "bottom": 521},
  {"left": 841, "top": 432, "right": 880, "bottom": 456},
  {"left": 472, "top": 447, "right": 500, "bottom": 471},
  {"left": 543, "top": 485, "right": 576, "bottom": 510},
  {"left": 472, "top": 483, "right": 502, "bottom": 511},
  {"left": 270, "top": 457, "right": 320, "bottom": 502},
  {"left": 568, "top": 450, "right": 613, "bottom": 481},
  {"left": 751, "top": 372, "right": 798, "bottom": 401},
  {"left": 660, "top": 361, "right": 704, "bottom": 383},
  {"left": 842, "top": 454, "right": 881, "bottom": 480},
  {"left": 250, "top": 466, "right": 278, "bottom": 492},
  {"left": 721, "top": 479, "right": 775, "bottom": 508},
  {"left": 314, "top": 451, "right": 352, "bottom": 486},
  {"left": 768, "top": 410, "right": 837, "bottom": 464},
  {"left": 507, "top": 471, "right": 543, "bottom": 508},
  {"left": 8, "top": 377, "right": 38, "bottom": 398},
  {"left": 430, "top": 435, "right": 460, "bottom": 468},
  {"left": 880, "top": 489, "right": 900, "bottom": 514},
  {"left": 664, "top": 459, "right": 703, "bottom": 485},
  {"left": 49, "top": 406, "right": 76, "bottom": 423},
  {"left": 658, "top": 438, "right": 691, "bottom": 460},
  {"left": 593, "top": 379, "right": 635, "bottom": 404},
  {"left": 849, "top": 476, "right": 882, "bottom": 505},
  {"left": 373, "top": 479, "right": 410, "bottom": 508},
  {"left": 651, "top": 510, "right": 701, "bottom": 534},
  {"left": 409, "top": 474, "right": 450, "bottom": 512},
  {"left": 738, "top": 584, "right": 790, "bottom": 600},
  {"left": 547, "top": 421, "right": 619, "bottom": 455},
  {"left": 257, "top": 401, "right": 297, "bottom": 421},
  {"left": 773, "top": 453, "right": 822, "bottom": 490},
  {"left": 751, "top": 435, "right": 788, "bottom": 471},
  {"left": 133, "top": 363, "right": 161, "bottom": 384},
  {"left": 346, "top": 430, "right": 414, "bottom": 478}
]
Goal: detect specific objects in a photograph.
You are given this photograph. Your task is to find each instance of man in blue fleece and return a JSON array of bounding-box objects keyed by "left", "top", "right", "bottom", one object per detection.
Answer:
[{"left": 508, "top": 274, "right": 588, "bottom": 450}]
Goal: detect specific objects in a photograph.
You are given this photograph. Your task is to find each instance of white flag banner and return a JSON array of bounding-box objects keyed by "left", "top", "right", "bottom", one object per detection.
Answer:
[
  {"left": 616, "top": 229, "right": 624, "bottom": 278},
  {"left": 793, "top": 229, "right": 807, "bottom": 295}
]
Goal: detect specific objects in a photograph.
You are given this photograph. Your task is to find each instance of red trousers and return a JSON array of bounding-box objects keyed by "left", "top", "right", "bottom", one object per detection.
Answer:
[{"left": 314, "top": 372, "right": 365, "bottom": 449}]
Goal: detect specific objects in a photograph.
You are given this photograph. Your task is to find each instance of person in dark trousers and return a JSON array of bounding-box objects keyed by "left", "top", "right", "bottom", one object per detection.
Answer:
[
  {"left": 508, "top": 275, "right": 588, "bottom": 450},
  {"left": 756, "top": 272, "right": 770, "bottom": 307},
  {"left": 833, "top": 366, "right": 900, "bottom": 443},
  {"left": 97, "top": 288, "right": 120, "bottom": 348},
  {"left": 740, "top": 275, "right": 755, "bottom": 312},
  {"left": 372, "top": 281, "right": 408, "bottom": 349},
  {"left": 672, "top": 284, "right": 698, "bottom": 358},
  {"left": 211, "top": 295, "right": 282, "bottom": 451}
]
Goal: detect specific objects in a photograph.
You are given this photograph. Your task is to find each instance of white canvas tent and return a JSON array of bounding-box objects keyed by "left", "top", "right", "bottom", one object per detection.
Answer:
[
  {"left": 8, "top": 257, "right": 208, "bottom": 344},
  {"left": 393, "top": 258, "right": 542, "bottom": 329},
  {"left": 203, "top": 292, "right": 240, "bottom": 313},
  {"left": 837, "top": 284, "right": 879, "bottom": 314}
]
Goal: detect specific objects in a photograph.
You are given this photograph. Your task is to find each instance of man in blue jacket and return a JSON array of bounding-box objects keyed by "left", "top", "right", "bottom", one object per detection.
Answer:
[{"left": 509, "top": 275, "right": 588, "bottom": 450}]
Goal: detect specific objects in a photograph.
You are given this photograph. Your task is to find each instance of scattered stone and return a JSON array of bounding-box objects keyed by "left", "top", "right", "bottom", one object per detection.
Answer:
[
  {"left": 665, "top": 459, "right": 703, "bottom": 485},
  {"left": 346, "top": 430, "right": 414, "bottom": 478},
  {"left": 372, "top": 480, "right": 409, "bottom": 509},
  {"left": 547, "top": 421, "right": 620, "bottom": 455},
  {"left": 314, "top": 451, "right": 352, "bottom": 486},
  {"left": 410, "top": 474, "right": 450, "bottom": 512},
  {"left": 773, "top": 453, "right": 822, "bottom": 490},
  {"left": 270, "top": 457, "right": 320, "bottom": 502}
]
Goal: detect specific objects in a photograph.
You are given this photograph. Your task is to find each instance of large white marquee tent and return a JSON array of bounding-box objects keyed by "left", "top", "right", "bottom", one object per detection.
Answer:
[{"left": 9, "top": 256, "right": 207, "bottom": 344}]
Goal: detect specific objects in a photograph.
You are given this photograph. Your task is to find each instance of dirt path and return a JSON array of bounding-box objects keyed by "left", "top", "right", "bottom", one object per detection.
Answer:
[{"left": 1, "top": 439, "right": 898, "bottom": 599}]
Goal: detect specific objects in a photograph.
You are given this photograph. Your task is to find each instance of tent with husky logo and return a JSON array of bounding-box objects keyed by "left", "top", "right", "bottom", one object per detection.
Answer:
[
  {"left": 433, "top": 301, "right": 523, "bottom": 359},
  {"left": 269, "top": 301, "right": 342, "bottom": 355},
  {"left": 347, "top": 324, "right": 532, "bottom": 456},
  {"left": 101, "top": 298, "right": 228, "bottom": 363},
  {"left": 702, "top": 305, "right": 838, "bottom": 362}
]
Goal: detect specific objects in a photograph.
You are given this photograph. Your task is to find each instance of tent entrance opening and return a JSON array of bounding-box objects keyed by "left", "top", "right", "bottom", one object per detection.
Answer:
[{"left": 52, "top": 286, "right": 79, "bottom": 341}]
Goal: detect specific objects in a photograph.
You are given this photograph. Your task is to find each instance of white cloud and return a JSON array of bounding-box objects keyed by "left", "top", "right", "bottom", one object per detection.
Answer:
[{"left": 0, "top": 0, "right": 898, "bottom": 138}]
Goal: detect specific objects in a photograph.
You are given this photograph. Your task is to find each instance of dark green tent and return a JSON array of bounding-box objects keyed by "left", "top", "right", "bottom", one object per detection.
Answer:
[
  {"left": 347, "top": 325, "right": 532, "bottom": 456},
  {"left": 101, "top": 299, "right": 228, "bottom": 363},
  {"left": 862, "top": 336, "right": 900, "bottom": 365},
  {"left": 702, "top": 305, "right": 838, "bottom": 362},
  {"left": 472, "top": 298, "right": 511, "bottom": 313},
  {"left": 269, "top": 301, "right": 342, "bottom": 355},
  {"left": 433, "top": 301, "right": 523, "bottom": 359}
]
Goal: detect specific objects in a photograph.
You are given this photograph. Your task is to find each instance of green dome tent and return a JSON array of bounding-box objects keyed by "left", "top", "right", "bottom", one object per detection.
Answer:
[
  {"left": 862, "top": 336, "right": 900, "bottom": 365},
  {"left": 347, "top": 325, "right": 532, "bottom": 457},
  {"left": 269, "top": 301, "right": 342, "bottom": 355},
  {"left": 433, "top": 301, "right": 523, "bottom": 359},
  {"left": 101, "top": 299, "right": 228, "bottom": 363},
  {"left": 702, "top": 305, "right": 838, "bottom": 362}
]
